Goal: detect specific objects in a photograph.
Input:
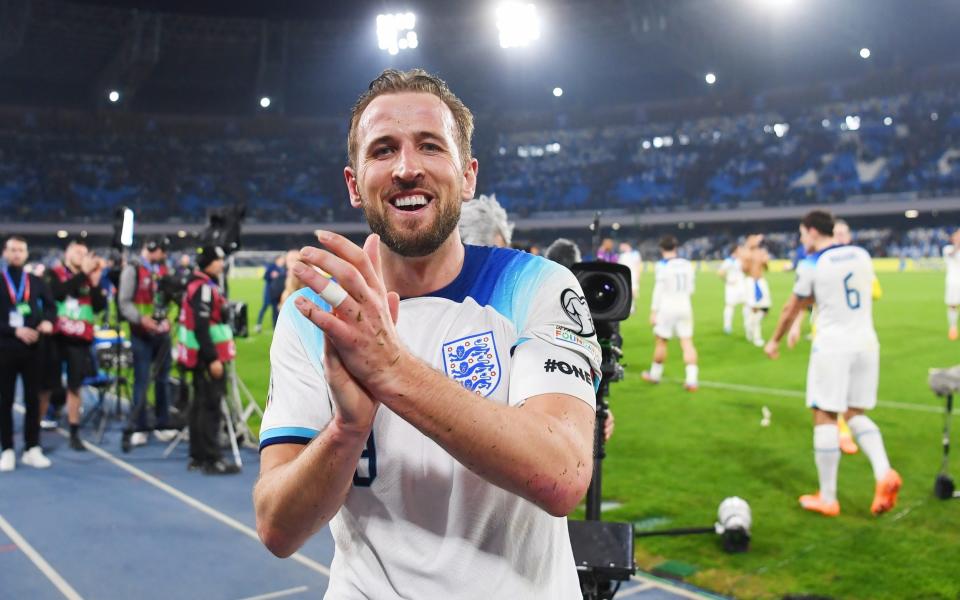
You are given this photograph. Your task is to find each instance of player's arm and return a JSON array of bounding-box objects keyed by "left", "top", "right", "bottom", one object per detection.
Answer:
[
  {"left": 765, "top": 293, "right": 814, "bottom": 358},
  {"left": 255, "top": 423, "right": 369, "bottom": 558},
  {"left": 254, "top": 294, "right": 376, "bottom": 558},
  {"left": 650, "top": 270, "right": 663, "bottom": 324},
  {"left": 295, "top": 233, "right": 595, "bottom": 517}
]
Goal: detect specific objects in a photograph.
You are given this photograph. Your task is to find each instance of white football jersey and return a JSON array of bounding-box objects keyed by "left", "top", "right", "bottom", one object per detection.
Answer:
[
  {"left": 652, "top": 257, "right": 695, "bottom": 314},
  {"left": 944, "top": 244, "right": 960, "bottom": 286},
  {"left": 721, "top": 256, "right": 744, "bottom": 289},
  {"left": 260, "top": 245, "right": 602, "bottom": 600},
  {"left": 794, "top": 245, "right": 879, "bottom": 352}
]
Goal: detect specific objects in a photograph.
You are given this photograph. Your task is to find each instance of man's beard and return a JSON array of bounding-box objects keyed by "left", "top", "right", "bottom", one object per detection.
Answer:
[{"left": 362, "top": 195, "right": 461, "bottom": 258}]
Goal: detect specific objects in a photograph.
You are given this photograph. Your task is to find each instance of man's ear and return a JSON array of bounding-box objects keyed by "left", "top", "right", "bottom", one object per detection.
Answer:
[
  {"left": 460, "top": 157, "right": 479, "bottom": 200},
  {"left": 345, "top": 166, "right": 362, "bottom": 208}
]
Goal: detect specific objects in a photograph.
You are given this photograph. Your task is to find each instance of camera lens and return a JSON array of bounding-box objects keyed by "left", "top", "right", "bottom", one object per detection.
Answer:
[{"left": 582, "top": 274, "right": 618, "bottom": 313}]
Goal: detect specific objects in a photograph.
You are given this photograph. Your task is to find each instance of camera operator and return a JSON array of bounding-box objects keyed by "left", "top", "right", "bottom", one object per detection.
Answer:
[
  {"left": 47, "top": 238, "right": 107, "bottom": 450},
  {"left": 175, "top": 246, "right": 239, "bottom": 475},
  {"left": 0, "top": 236, "right": 56, "bottom": 472},
  {"left": 118, "top": 235, "right": 178, "bottom": 452}
]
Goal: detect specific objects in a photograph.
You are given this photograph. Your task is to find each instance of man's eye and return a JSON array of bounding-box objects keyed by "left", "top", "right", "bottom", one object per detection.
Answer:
[
  {"left": 373, "top": 147, "right": 394, "bottom": 157},
  {"left": 421, "top": 143, "right": 441, "bottom": 152}
]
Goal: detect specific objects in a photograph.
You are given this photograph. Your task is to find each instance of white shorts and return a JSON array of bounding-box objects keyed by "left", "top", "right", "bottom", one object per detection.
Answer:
[
  {"left": 806, "top": 348, "right": 879, "bottom": 413},
  {"left": 946, "top": 282, "right": 960, "bottom": 306},
  {"left": 654, "top": 310, "right": 693, "bottom": 340},
  {"left": 725, "top": 284, "right": 745, "bottom": 306},
  {"left": 745, "top": 277, "right": 771, "bottom": 309}
]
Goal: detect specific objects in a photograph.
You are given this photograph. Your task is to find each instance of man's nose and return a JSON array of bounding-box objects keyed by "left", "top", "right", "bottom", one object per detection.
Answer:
[{"left": 392, "top": 144, "right": 424, "bottom": 182}]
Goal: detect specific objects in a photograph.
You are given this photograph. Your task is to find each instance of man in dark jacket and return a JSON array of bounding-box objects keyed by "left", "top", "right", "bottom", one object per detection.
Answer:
[
  {"left": 0, "top": 236, "right": 57, "bottom": 471},
  {"left": 176, "top": 246, "right": 239, "bottom": 475}
]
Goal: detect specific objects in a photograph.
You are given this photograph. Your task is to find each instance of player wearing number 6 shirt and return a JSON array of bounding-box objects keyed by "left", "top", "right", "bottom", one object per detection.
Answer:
[
  {"left": 765, "top": 210, "right": 900, "bottom": 517},
  {"left": 642, "top": 235, "right": 699, "bottom": 391},
  {"left": 254, "top": 69, "right": 602, "bottom": 600}
]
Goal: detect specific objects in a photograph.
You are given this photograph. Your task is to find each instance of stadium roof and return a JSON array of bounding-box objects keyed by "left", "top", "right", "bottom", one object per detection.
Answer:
[{"left": 1, "top": 0, "right": 958, "bottom": 119}]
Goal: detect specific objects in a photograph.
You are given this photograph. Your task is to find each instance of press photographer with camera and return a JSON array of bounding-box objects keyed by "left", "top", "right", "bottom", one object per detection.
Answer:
[
  {"left": 47, "top": 238, "right": 107, "bottom": 451},
  {"left": 175, "top": 245, "right": 239, "bottom": 475},
  {"left": 118, "top": 235, "right": 178, "bottom": 452}
]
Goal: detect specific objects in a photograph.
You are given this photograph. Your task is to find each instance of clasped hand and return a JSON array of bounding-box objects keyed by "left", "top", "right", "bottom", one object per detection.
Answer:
[{"left": 293, "top": 232, "right": 401, "bottom": 432}]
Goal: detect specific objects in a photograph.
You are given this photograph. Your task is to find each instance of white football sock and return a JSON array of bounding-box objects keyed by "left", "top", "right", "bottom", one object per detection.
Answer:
[
  {"left": 649, "top": 362, "right": 664, "bottom": 381},
  {"left": 948, "top": 307, "right": 959, "bottom": 328},
  {"left": 685, "top": 364, "right": 698, "bottom": 386},
  {"left": 814, "top": 424, "right": 840, "bottom": 503},
  {"left": 742, "top": 306, "right": 752, "bottom": 338},
  {"left": 847, "top": 415, "right": 891, "bottom": 480},
  {"left": 723, "top": 305, "right": 734, "bottom": 331},
  {"left": 753, "top": 311, "right": 765, "bottom": 343}
]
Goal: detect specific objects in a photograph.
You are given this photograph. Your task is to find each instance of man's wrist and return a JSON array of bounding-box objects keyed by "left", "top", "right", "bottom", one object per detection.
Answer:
[{"left": 365, "top": 350, "right": 415, "bottom": 400}]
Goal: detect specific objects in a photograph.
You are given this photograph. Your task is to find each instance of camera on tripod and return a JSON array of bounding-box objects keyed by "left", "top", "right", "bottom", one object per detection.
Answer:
[{"left": 567, "top": 260, "right": 635, "bottom": 600}]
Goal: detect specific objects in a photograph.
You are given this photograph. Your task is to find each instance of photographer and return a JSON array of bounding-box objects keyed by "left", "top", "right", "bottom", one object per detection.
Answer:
[
  {"left": 118, "top": 236, "right": 177, "bottom": 452},
  {"left": 47, "top": 238, "right": 107, "bottom": 451},
  {"left": 175, "top": 246, "right": 239, "bottom": 475},
  {"left": 0, "top": 236, "right": 56, "bottom": 471}
]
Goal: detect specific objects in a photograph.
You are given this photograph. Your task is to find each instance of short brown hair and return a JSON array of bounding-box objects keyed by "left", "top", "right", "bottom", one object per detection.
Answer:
[
  {"left": 801, "top": 210, "right": 835, "bottom": 237},
  {"left": 659, "top": 234, "right": 678, "bottom": 251},
  {"left": 347, "top": 68, "right": 474, "bottom": 170}
]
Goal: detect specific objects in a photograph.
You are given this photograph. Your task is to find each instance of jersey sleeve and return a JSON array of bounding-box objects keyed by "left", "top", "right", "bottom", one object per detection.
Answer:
[
  {"left": 507, "top": 261, "right": 602, "bottom": 410},
  {"left": 792, "top": 258, "right": 815, "bottom": 299},
  {"left": 259, "top": 288, "right": 334, "bottom": 451}
]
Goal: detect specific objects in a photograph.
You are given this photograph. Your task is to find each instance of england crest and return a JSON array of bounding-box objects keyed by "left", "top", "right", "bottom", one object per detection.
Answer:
[{"left": 442, "top": 331, "right": 501, "bottom": 397}]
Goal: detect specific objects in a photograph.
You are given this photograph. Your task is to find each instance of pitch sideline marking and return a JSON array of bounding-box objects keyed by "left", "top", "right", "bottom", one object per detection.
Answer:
[
  {"left": 666, "top": 378, "right": 946, "bottom": 415},
  {"left": 235, "top": 585, "right": 310, "bottom": 600},
  {"left": 14, "top": 402, "right": 330, "bottom": 578},
  {"left": 0, "top": 513, "right": 85, "bottom": 600}
]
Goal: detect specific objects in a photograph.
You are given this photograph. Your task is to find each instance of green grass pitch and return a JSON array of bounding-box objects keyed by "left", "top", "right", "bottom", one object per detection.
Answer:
[{"left": 228, "top": 267, "right": 960, "bottom": 600}]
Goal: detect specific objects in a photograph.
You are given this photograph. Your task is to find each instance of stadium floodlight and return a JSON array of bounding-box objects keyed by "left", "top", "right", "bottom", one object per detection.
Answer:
[
  {"left": 108, "top": 90, "right": 120, "bottom": 103},
  {"left": 496, "top": 3, "right": 541, "bottom": 49},
  {"left": 905, "top": 209, "right": 919, "bottom": 219},
  {"left": 56, "top": 230, "right": 68, "bottom": 239},
  {"left": 259, "top": 96, "right": 271, "bottom": 109},
  {"left": 552, "top": 87, "right": 563, "bottom": 97},
  {"left": 177, "top": 230, "right": 187, "bottom": 238},
  {"left": 883, "top": 116, "right": 893, "bottom": 126},
  {"left": 859, "top": 47, "right": 871, "bottom": 59},
  {"left": 705, "top": 72, "right": 717, "bottom": 85},
  {"left": 611, "top": 222, "right": 621, "bottom": 231},
  {"left": 377, "top": 12, "right": 417, "bottom": 55},
  {"left": 845, "top": 115, "right": 861, "bottom": 131},
  {"left": 773, "top": 123, "right": 789, "bottom": 138}
]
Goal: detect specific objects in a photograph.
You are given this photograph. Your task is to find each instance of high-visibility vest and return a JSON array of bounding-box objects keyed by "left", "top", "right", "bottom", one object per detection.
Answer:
[
  {"left": 51, "top": 264, "right": 96, "bottom": 342},
  {"left": 131, "top": 259, "right": 169, "bottom": 334},
  {"left": 175, "top": 271, "right": 236, "bottom": 368}
]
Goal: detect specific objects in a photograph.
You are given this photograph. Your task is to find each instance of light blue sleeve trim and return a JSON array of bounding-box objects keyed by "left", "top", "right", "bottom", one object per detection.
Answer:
[{"left": 260, "top": 426, "right": 321, "bottom": 441}]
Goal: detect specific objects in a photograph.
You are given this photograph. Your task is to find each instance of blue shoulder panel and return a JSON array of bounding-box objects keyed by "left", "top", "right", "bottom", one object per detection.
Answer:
[{"left": 425, "top": 245, "right": 564, "bottom": 332}]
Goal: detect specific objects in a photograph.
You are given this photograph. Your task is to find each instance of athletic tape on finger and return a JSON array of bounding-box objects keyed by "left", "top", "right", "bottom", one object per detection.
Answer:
[{"left": 319, "top": 280, "right": 349, "bottom": 308}]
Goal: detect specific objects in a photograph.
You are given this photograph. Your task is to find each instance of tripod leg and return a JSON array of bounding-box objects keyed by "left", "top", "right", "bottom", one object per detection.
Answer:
[{"left": 221, "top": 398, "right": 242, "bottom": 468}]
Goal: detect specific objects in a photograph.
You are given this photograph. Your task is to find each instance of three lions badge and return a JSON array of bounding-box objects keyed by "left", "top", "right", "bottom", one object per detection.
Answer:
[{"left": 442, "top": 331, "right": 501, "bottom": 397}]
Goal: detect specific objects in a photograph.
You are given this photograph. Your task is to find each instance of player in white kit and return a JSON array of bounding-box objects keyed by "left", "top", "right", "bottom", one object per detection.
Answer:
[
  {"left": 253, "top": 69, "right": 601, "bottom": 599},
  {"left": 765, "top": 210, "right": 901, "bottom": 517},
  {"left": 944, "top": 228, "right": 960, "bottom": 340},
  {"left": 642, "top": 235, "right": 698, "bottom": 391},
  {"left": 717, "top": 243, "right": 746, "bottom": 335}
]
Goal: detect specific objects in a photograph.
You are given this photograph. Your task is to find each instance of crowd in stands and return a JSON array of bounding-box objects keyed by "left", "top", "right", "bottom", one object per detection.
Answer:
[{"left": 0, "top": 85, "right": 958, "bottom": 222}]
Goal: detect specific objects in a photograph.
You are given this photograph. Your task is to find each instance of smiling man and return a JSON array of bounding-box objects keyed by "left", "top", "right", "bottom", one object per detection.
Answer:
[{"left": 254, "top": 69, "right": 601, "bottom": 598}]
